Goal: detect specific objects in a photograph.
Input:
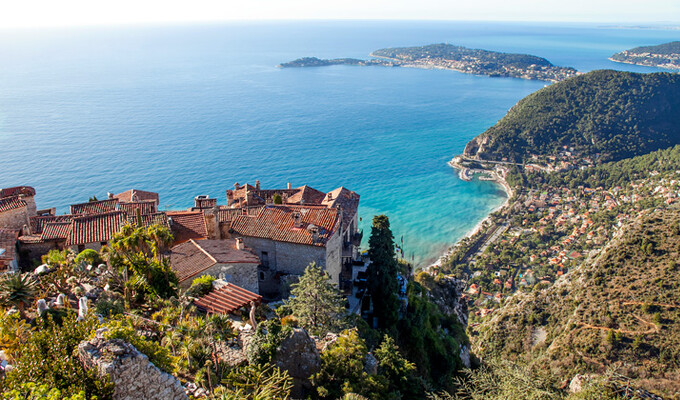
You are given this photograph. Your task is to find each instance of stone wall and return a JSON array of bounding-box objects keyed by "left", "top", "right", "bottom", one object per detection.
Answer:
[
  {"left": 185, "top": 262, "right": 259, "bottom": 294},
  {"left": 0, "top": 206, "right": 29, "bottom": 231},
  {"left": 78, "top": 334, "right": 187, "bottom": 400},
  {"left": 324, "top": 229, "right": 342, "bottom": 285}
]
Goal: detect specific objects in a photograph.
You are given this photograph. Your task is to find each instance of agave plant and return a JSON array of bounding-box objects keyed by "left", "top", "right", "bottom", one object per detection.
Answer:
[{"left": 0, "top": 273, "right": 37, "bottom": 319}]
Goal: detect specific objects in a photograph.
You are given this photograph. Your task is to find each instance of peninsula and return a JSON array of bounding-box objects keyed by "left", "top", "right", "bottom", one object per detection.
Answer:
[
  {"left": 610, "top": 41, "right": 680, "bottom": 70},
  {"left": 280, "top": 43, "right": 579, "bottom": 82}
]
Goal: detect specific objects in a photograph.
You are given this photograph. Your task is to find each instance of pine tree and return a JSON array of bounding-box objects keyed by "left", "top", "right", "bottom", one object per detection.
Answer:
[
  {"left": 287, "top": 263, "right": 345, "bottom": 336},
  {"left": 366, "top": 215, "right": 400, "bottom": 330}
]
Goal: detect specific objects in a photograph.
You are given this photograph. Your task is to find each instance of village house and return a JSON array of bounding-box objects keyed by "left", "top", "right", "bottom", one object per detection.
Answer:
[
  {"left": 169, "top": 238, "right": 260, "bottom": 293},
  {"left": 0, "top": 186, "right": 37, "bottom": 233},
  {"left": 0, "top": 229, "right": 20, "bottom": 271}
]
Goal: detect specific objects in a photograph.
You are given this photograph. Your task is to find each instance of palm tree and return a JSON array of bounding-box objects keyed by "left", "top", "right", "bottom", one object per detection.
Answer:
[{"left": 0, "top": 273, "right": 37, "bottom": 319}]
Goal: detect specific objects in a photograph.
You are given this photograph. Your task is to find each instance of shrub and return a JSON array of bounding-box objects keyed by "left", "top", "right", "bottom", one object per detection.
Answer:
[
  {"left": 186, "top": 275, "right": 216, "bottom": 298},
  {"left": 74, "top": 249, "right": 102, "bottom": 267},
  {"left": 103, "top": 316, "right": 177, "bottom": 373}
]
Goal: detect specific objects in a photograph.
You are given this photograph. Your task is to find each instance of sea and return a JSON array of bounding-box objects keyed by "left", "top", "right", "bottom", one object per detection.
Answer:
[{"left": 0, "top": 21, "right": 677, "bottom": 266}]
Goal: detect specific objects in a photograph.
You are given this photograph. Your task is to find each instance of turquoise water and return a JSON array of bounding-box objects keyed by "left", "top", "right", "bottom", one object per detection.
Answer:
[{"left": 0, "top": 21, "right": 677, "bottom": 265}]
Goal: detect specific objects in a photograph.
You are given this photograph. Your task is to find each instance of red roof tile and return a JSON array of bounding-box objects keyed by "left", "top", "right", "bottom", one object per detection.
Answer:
[
  {"left": 287, "top": 185, "right": 327, "bottom": 205},
  {"left": 70, "top": 199, "right": 119, "bottom": 215},
  {"left": 229, "top": 205, "right": 339, "bottom": 246},
  {"left": 322, "top": 187, "right": 360, "bottom": 227},
  {"left": 167, "top": 211, "right": 208, "bottom": 244},
  {"left": 18, "top": 235, "right": 44, "bottom": 244},
  {"left": 194, "top": 282, "right": 262, "bottom": 314},
  {"left": 0, "top": 196, "right": 27, "bottom": 213},
  {"left": 0, "top": 186, "right": 35, "bottom": 198},
  {"left": 118, "top": 200, "right": 157, "bottom": 216},
  {"left": 30, "top": 215, "right": 74, "bottom": 234},
  {"left": 66, "top": 211, "right": 126, "bottom": 246},
  {"left": 126, "top": 212, "right": 170, "bottom": 229},
  {"left": 170, "top": 239, "right": 259, "bottom": 283},
  {"left": 41, "top": 222, "right": 72, "bottom": 241},
  {"left": 114, "top": 189, "right": 159, "bottom": 204}
]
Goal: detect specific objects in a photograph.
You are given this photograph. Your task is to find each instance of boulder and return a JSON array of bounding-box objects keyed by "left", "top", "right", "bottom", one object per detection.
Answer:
[{"left": 273, "top": 328, "right": 321, "bottom": 398}]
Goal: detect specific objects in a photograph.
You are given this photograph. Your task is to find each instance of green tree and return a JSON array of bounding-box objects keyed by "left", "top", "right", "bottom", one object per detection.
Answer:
[
  {"left": 0, "top": 273, "right": 37, "bottom": 319},
  {"left": 374, "top": 335, "right": 420, "bottom": 398},
  {"left": 312, "top": 329, "right": 386, "bottom": 400},
  {"left": 286, "top": 263, "right": 345, "bottom": 336},
  {"left": 367, "top": 215, "right": 400, "bottom": 330},
  {"left": 109, "top": 224, "right": 178, "bottom": 304},
  {"left": 272, "top": 193, "right": 283, "bottom": 204}
]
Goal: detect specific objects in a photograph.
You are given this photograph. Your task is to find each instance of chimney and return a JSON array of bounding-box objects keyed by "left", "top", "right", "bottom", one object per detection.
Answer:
[
  {"left": 327, "top": 193, "right": 333, "bottom": 201},
  {"left": 107, "top": 192, "right": 114, "bottom": 199},
  {"left": 292, "top": 212, "right": 302, "bottom": 228},
  {"left": 235, "top": 237, "right": 245, "bottom": 250},
  {"left": 234, "top": 182, "right": 240, "bottom": 190},
  {"left": 255, "top": 180, "right": 261, "bottom": 190},
  {"left": 287, "top": 182, "right": 292, "bottom": 190}
]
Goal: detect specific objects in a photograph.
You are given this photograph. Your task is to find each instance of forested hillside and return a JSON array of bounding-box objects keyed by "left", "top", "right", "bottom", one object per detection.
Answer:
[{"left": 464, "top": 70, "right": 680, "bottom": 163}]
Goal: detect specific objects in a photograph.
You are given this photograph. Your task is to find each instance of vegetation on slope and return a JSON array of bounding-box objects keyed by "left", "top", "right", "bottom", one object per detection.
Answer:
[
  {"left": 465, "top": 70, "right": 680, "bottom": 163},
  {"left": 613, "top": 41, "right": 680, "bottom": 55},
  {"left": 473, "top": 206, "right": 680, "bottom": 396}
]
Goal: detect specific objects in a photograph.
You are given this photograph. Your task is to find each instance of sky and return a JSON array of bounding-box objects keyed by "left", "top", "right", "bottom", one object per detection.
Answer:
[{"left": 0, "top": 0, "right": 679, "bottom": 28}]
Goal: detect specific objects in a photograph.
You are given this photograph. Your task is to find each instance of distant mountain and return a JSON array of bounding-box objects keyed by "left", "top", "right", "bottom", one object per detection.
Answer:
[
  {"left": 610, "top": 41, "right": 680, "bottom": 70},
  {"left": 464, "top": 70, "right": 680, "bottom": 163}
]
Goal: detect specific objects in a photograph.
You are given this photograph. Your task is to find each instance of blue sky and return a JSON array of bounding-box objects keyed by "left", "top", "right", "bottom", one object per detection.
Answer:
[{"left": 1, "top": 0, "right": 679, "bottom": 28}]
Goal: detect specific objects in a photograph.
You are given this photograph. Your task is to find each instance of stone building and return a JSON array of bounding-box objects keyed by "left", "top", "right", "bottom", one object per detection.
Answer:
[
  {"left": 65, "top": 211, "right": 127, "bottom": 252},
  {"left": 112, "top": 189, "right": 160, "bottom": 206},
  {"left": 0, "top": 229, "right": 20, "bottom": 271},
  {"left": 0, "top": 186, "right": 38, "bottom": 233},
  {"left": 169, "top": 238, "right": 260, "bottom": 292},
  {"left": 228, "top": 204, "right": 344, "bottom": 297}
]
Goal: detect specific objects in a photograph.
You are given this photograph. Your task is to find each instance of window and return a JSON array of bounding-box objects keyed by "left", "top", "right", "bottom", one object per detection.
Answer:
[
  {"left": 261, "top": 251, "right": 269, "bottom": 267},
  {"left": 259, "top": 271, "right": 265, "bottom": 281}
]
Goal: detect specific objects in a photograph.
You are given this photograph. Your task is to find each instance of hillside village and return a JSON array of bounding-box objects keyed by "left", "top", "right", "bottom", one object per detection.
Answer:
[{"left": 0, "top": 182, "right": 363, "bottom": 302}]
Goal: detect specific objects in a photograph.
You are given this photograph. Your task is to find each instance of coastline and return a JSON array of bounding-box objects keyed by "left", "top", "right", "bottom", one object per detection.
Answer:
[{"left": 427, "top": 157, "right": 513, "bottom": 269}]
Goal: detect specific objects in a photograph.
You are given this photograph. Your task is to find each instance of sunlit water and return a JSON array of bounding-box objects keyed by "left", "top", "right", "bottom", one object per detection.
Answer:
[{"left": 0, "top": 21, "right": 676, "bottom": 265}]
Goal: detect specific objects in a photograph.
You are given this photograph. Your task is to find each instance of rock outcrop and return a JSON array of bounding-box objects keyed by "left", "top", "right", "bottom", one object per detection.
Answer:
[
  {"left": 78, "top": 332, "right": 187, "bottom": 400},
  {"left": 272, "top": 328, "right": 321, "bottom": 398}
]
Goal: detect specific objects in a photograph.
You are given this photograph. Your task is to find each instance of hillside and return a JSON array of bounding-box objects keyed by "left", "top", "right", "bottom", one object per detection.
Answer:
[
  {"left": 610, "top": 41, "right": 680, "bottom": 70},
  {"left": 472, "top": 206, "right": 680, "bottom": 396},
  {"left": 463, "top": 70, "right": 680, "bottom": 163}
]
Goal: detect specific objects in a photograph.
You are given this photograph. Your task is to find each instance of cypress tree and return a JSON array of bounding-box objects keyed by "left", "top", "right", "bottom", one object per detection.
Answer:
[{"left": 366, "top": 215, "right": 400, "bottom": 330}]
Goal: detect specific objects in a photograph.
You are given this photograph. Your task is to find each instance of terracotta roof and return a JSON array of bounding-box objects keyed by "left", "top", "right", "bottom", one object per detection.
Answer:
[
  {"left": 114, "top": 189, "right": 159, "bottom": 204},
  {"left": 0, "top": 196, "right": 27, "bottom": 213},
  {"left": 216, "top": 207, "right": 263, "bottom": 223},
  {"left": 169, "top": 239, "right": 259, "bottom": 283},
  {"left": 287, "top": 185, "right": 327, "bottom": 205},
  {"left": 66, "top": 211, "right": 126, "bottom": 246},
  {"left": 0, "top": 186, "right": 35, "bottom": 198},
  {"left": 194, "top": 282, "right": 262, "bottom": 314},
  {"left": 0, "top": 229, "right": 20, "bottom": 262},
  {"left": 167, "top": 211, "right": 208, "bottom": 244},
  {"left": 126, "top": 212, "right": 170, "bottom": 229},
  {"left": 41, "top": 222, "right": 72, "bottom": 241},
  {"left": 229, "top": 205, "right": 339, "bottom": 246},
  {"left": 18, "top": 235, "right": 44, "bottom": 244},
  {"left": 118, "top": 200, "right": 157, "bottom": 216},
  {"left": 30, "top": 215, "right": 74, "bottom": 234},
  {"left": 70, "top": 199, "right": 119, "bottom": 215}
]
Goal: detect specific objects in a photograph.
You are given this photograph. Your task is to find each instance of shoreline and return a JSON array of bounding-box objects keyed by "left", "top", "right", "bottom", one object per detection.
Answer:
[{"left": 426, "top": 157, "right": 513, "bottom": 270}]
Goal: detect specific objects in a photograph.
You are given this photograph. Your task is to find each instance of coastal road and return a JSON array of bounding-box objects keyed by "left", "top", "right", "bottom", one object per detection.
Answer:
[{"left": 469, "top": 223, "right": 509, "bottom": 263}]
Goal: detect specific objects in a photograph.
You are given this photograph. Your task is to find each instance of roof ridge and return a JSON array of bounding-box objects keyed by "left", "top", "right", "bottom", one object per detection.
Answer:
[{"left": 190, "top": 239, "right": 218, "bottom": 264}]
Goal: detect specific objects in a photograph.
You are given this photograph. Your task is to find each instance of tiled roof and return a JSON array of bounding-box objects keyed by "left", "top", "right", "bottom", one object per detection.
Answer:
[
  {"left": 167, "top": 211, "right": 208, "bottom": 244},
  {"left": 169, "top": 240, "right": 216, "bottom": 283},
  {"left": 65, "top": 211, "right": 126, "bottom": 246},
  {"left": 0, "top": 229, "right": 20, "bottom": 262},
  {"left": 0, "top": 196, "right": 27, "bottom": 213},
  {"left": 216, "top": 207, "right": 263, "bottom": 223},
  {"left": 70, "top": 199, "right": 119, "bottom": 215},
  {"left": 126, "top": 212, "right": 170, "bottom": 229},
  {"left": 194, "top": 282, "right": 262, "bottom": 314},
  {"left": 0, "top": 186, "right": 35, "bottom": 198},
  {"left": 114, "top": 189, "right": 159, "bottom": 204},
  {"left": 41, "top": 222, "right": 72, "bottom": 241},
  {"left": 229, "top": 205, "right": 339, "bottom": 246},
  {"left": 118, "top": 200, "right": 157, "bottom": 216},
  {"left": 30, "top": 215, "right": 74, "bottom": 234},
  {"left": 170, "top": 239, "right": 259, "bottom": 283},
  {"left": 18, "top": 235, "right": 44, "bottom": 244},
  {"left": 287, "top": 185, "right": 327, "bottom": 205}
]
